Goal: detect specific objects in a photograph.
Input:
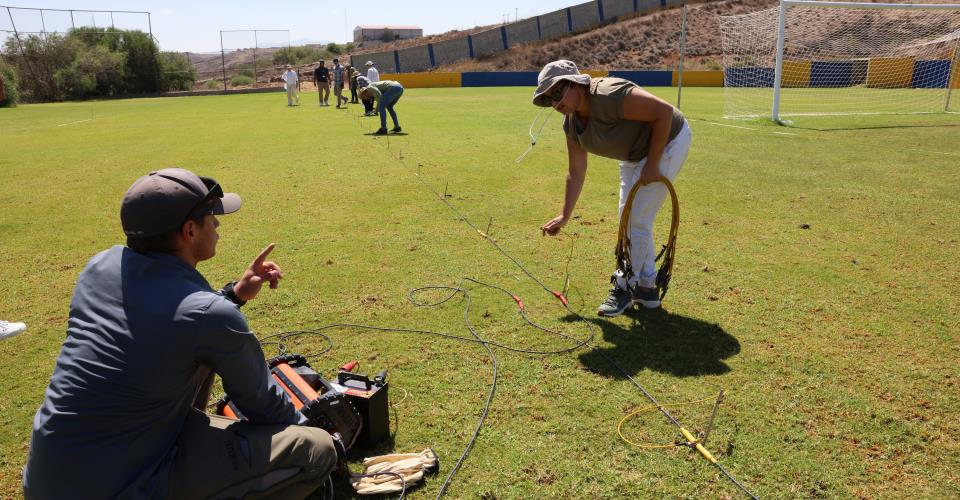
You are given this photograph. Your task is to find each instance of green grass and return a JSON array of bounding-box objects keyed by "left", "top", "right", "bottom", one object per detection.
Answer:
[{"left": 1, "top": 87, "right": 959, "bottom": 499}]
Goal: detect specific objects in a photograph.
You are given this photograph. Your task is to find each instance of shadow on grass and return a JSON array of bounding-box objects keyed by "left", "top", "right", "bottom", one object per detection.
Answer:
[{"left": 572, "top": 307, "right": 740, "bottom": 379}]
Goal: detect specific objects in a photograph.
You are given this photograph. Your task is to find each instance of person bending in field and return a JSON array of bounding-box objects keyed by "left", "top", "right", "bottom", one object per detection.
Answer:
[
  {"left": 23, "top": 168, "right": 342, "bottom": 498},
  {"left": 532, "top": 60, "right": 692, "bottom": 317},
  {"left": 359, "top": 79, "right": 404, "bottom": 135}
]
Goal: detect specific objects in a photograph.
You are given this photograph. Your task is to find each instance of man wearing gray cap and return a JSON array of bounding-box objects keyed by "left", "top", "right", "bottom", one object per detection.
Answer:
[
  {"left": 23, "top": 168, "right": 339, "bottom": 499},
  {"left": 532, "top": 60, "right": 691, "bottom": 317}
]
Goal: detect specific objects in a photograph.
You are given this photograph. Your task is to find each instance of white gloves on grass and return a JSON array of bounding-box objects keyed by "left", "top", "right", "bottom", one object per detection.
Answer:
[{"left": 350, "top": 448, "right": 439, "bottom": 495}]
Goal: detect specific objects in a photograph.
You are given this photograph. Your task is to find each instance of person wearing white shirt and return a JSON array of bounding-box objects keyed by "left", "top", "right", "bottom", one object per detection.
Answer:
[
  {"left": 281, "top": 65, "right": 300, "bottom": 106},
  {"left": 365, "top": 61, "right": 380, "bottom": 83}
]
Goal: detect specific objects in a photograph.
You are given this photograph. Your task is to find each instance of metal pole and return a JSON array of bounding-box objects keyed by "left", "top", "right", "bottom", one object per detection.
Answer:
[
  {"left": 149, "top": 13, "right": 160, "bottom": 93},
  {"left": 253, "top": 30, "right": 258, "bottom": 85},
  {"left": 676, "top": 3, "right": 687, "bottom": 110},
  {"left": 70, "top": 9, "right": 75, "bottom": 29},
  {"left": 771, "top": 0, "right": 788, "bottom": 123},
  {"left": 220, "top": 30, "right": 228, "bottom": 93},
  {"left": 110, "top": 11, "right": 114, "bottom": 28},
  {"left": 39, "top": 9, "right": 46, "bottom": 40},
  {"left": 946, "top": 42, "right": 958, "bottom": 111}
]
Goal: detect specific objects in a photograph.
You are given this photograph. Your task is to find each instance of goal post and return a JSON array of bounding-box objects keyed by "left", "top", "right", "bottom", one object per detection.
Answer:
[{"left": 720, "top": 0, "right": 960, "bottom": 121}]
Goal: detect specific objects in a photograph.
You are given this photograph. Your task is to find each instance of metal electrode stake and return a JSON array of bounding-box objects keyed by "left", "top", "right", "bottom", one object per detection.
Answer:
[
  {"left": 486, "top": 217, "right": 493, "bottom": 237},
  {"left": 702, "top": 390, "right": 725, "bottom": 446}
]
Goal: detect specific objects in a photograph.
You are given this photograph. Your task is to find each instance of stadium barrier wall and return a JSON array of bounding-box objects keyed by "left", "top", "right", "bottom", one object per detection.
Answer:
[
  {"left": 378, "top": 73, "right": 462, "bottom": 88},
  {"left": 350, "top": 0, "right": 716, "bottom": 73},
  {"left": 371, "top": 70, "right": 723, "bottom": 88},
  {"left": 724, "top": 59, "right": 955, "bottom": 89}
]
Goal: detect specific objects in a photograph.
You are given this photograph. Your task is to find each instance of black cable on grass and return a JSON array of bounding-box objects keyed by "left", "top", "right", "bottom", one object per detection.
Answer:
[
  {"left": 362, "top": 126, "right": 759, "bottom": 499},
  {"left": 256, "top": 276, "right": 594, "bottom": 498}
]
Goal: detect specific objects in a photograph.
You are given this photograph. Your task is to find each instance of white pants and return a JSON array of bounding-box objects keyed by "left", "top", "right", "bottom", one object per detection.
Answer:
[
  {"left": 614, "top": 122, "right": 692, "bottom": 290},
  {"left": 286, "top": 83, "right": 298, "bottom": 105}
]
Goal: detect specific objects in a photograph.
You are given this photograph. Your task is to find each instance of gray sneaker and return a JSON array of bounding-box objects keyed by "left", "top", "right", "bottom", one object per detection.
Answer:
[
  {"left": 633, "top": 286, "right": 661, "bottom": 309},
  {"left": 597, "top": 286, "right": 634, "bottom": 317}
]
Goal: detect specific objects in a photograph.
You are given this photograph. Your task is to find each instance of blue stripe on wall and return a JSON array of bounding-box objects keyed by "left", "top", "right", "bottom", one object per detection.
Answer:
[
  {"left": 811, "top": 61, "right": 853, "bottom": 88},
  {"left": 536, "top": 16, "right": 541, "bottom": 38},
  {"left": 724, "top": 67, "right": 774, "bottom": 88},
  {"left": 913, "top": 60, "right": 951, "bottom": 88},
  {"left": 609, "top": 70, "right": 674, "bottom": 86},
  {"left": 598, "top": 0, "right": 605, "bottom": 22},
  {"left": 566, "top": 8, "right": 573, "bottom": 32},
  {"left": 393, "top": 51, "right": 401, "bottom": 73},
  {"left": 660, "top": 0, "right": 666, "bottom": 6},
  {"left": 467, "top": 35, "right": 475, "bottom": 58},
  {"left": 461, "top": 72, "right": 539, "bottom": 87},
  {"left": 634, "top": 0, "right": 638, "bottom": 12},
  {"left": 500, "top": 26, "right": 508, "bottom": 50},
  {"left": 428, "top": 44, "right": 436, "bottom": 68}
]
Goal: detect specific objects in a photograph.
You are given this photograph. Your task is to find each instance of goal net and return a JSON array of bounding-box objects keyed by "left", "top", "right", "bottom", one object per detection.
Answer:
[{"left": 720, "top": 1, "right": 960, "bottom": 120}]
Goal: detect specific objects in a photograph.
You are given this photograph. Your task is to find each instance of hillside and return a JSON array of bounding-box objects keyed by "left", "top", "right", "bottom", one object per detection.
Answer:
[{"left": 434, "top": 0, "right": 777, "bottom": 72}]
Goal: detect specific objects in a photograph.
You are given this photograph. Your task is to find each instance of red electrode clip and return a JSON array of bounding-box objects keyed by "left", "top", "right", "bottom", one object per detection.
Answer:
[
  {"left": 551, "top": 291, "right": 569, "bottom": 306},
  {"left": 340, "top": 361, "right": 359, "bottom": 372},
  {"left": 512, "top": 295, "right": 525, "bottom": 311}
]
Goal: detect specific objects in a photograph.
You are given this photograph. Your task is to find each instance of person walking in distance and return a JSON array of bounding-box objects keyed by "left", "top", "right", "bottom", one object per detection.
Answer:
[
  {"left": 332, "top": 59, "right": 347, "bottom": 109},
  {"left": 282, "top": 65, "right": 299, "bottom": 106},
  {"left": 313, "top": 60, "right": 330, "bottom": 106}
]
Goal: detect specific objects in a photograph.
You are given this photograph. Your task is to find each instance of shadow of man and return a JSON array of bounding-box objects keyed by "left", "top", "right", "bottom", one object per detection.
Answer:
[{"left": 574, "top": 307, "right": 740, "bottom": 379}]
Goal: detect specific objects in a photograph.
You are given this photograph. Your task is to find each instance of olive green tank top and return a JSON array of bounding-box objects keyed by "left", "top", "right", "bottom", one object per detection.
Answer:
[{"left": 563, "top": 77, "right": 685, "bottom": 162}]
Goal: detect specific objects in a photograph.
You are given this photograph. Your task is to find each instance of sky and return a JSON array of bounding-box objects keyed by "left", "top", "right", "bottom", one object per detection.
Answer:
[{"left": 1, "top": 1, "right": 579, "bottom": 53}]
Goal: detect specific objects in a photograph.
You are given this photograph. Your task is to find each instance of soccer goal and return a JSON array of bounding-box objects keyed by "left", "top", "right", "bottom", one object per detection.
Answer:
[{"left": 720, "top": 0, "right": 960, "bottom": 121}]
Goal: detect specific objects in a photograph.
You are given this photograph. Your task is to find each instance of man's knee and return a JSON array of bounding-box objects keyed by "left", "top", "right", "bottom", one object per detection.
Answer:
[{"left": 280, "top": 426, "right": 337, "bottom": 479}]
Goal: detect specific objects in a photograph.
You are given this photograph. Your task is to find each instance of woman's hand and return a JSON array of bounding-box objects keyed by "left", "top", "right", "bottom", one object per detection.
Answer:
[
  {"left": 640, "top": 163, "right": 661, "bottom": 185},
  {"left": 541, "top": 215, "right": 568, "bottom": 236}
]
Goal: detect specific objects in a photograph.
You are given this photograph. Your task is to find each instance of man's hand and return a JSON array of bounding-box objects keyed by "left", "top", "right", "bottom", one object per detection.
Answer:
[
  {"left": 234, "top": 243, "right": 283, "bottom": 302},
  {"left": 640, "top": 164, "right": 661, "bottom": 186},
  {"left": 541, "top": 214, "right": 568, "bottom": 236}
]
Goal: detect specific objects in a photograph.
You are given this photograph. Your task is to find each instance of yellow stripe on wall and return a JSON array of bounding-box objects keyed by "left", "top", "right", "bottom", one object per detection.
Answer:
[
  {"left": 867, "top": 57, "right": 915, "bottom": 88},
  {"left": 584, "top": 70, "right": 609, "bottom": 78},
  {"left": 782, "top": 60, "right": 811, "bottom": 88},
  {"left": 379, "top": 73, "right": 462, "bottom": 88},
  {"left": 672, "top": 70, "right": 724, "bottom": 87}
]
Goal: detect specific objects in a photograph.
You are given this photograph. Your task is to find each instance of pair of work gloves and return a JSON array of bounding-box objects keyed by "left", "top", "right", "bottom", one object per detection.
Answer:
[{"left": 350, "top": 448, "right": 439, "bottom": 495}]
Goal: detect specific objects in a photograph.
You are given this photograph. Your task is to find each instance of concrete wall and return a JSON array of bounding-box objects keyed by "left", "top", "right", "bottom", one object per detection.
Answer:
[
  {"left": 570, "top": 1, "right": 601, "bottom": 32},
  {"left": 504, "top": 17, "right": 540, "bottom": 47},
  {"left": 354, "top": 52, "right": 397, "bottom": 74},
  {"left": 397, "top": 45, "right": 431, "bottom": 73},
  {"left": 432, "top": 37, "right": 471, "bottom": 66},
  {"left": 602, "top": 0, "right": 636, "bottom": 20},
  {"left": 539, "top": 9, "right": 570, "bottom": 40},
  {"left": 352, "top": 0, "right": 720, "bottom": 70},
  {"left": 637, "top": 0, "right": 663, "bottom": 12},
  {"left": 471, "top": 29, "right": 505, "bottom": 58}
]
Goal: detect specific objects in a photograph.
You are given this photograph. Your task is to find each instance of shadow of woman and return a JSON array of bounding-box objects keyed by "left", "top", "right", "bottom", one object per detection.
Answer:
[{"left": 573, "top": 307, "right": 740, "bottom": 379}]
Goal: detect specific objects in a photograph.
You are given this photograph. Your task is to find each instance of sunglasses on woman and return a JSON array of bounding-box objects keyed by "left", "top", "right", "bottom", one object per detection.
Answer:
[{"left": 548, "top": 82, "right": 570, "bottom": 103}]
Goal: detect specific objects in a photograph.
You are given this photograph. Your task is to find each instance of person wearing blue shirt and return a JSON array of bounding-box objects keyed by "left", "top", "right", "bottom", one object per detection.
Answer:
[{"left": 23, "top": 168, "right": 340, "bottom": 499}]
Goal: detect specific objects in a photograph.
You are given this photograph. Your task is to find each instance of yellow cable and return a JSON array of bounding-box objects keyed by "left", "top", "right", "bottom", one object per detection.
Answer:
[
  {"left": 616, "top": 395, "right": 717, "bottom": 450},
  {"left": 615, "top": 175, "right": 680, "bottom": 296}
]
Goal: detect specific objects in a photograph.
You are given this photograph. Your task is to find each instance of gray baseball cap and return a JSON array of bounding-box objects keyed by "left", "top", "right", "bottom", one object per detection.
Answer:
[
  {"left": 532, "top": 60, "right": 591, "bottom": 107},
  {"left": 120, "top": 168, "right": 241, "bottom": 238}
]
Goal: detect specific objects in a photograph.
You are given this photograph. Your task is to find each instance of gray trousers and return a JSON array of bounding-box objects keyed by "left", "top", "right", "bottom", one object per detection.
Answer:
[{"left": 165, "top": 409, "right": 337, "bottom": 499}]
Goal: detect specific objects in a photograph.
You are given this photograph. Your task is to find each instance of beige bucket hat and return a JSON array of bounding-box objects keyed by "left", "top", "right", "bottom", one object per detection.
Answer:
[{"left": 532, "top": 60, "right": 591, "bottom": 107}]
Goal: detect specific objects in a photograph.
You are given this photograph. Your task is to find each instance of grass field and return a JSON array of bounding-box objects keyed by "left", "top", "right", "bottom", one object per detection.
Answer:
[{"left": 1, "top": 87, "right": 958, "bottom": 499}]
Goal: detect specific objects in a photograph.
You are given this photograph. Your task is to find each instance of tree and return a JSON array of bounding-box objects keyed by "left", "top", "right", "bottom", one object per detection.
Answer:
[
  {"left": 158, "top": 52, "right": 196, "bottom": 91},
  {"left": 326, "top": 42, "right": 341, "bottom": 55},
  {"left": 380, "top": 29, "right": 396, "bottom": 43},
  {"left": 53, "top": 44, "right": 126, "bottom": 98},
  {"left": 0, "top": 58, "right": 19, "bottom": 107}
]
